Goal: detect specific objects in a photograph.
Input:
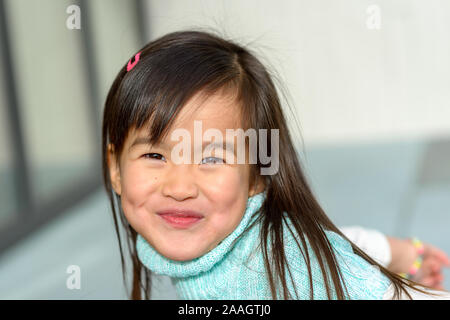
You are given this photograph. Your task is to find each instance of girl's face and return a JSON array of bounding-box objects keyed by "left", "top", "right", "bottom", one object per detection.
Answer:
[{"left": 108, "top": 90, "right": 264, "bottom": 261}]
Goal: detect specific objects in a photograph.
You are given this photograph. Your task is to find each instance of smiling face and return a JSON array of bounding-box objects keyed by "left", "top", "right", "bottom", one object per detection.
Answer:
[{"left": 107, "top": 90, "right": 264, "bottom": 261}]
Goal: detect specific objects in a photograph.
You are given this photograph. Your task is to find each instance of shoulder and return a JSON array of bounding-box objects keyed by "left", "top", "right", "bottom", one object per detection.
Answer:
[
  {"left": 279, "top": 217, "right": 392, "bottom": 299},
  {"left": 229, "top": 214, "right": 392, "bottom": 299},
  {"left": 306, "top": 228, "right": 392, "bottom": 299}
]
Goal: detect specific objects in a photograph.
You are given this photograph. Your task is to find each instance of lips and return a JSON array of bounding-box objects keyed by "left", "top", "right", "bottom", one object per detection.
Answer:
[
  {"left": 157, "top": 209, "right": 204, "bottom": 229},
  {"left": 157, "top": 209, "right": 204, "bottom": 218}
]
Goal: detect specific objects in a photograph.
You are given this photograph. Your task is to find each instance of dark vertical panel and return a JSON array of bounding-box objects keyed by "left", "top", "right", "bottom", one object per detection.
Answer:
[
  {"left": 135, "top": 0, "right": 149, "bottom": 44},
  {"left": 0, "top": 0, "right": 33, "bottom": 214},
  {"left": 78, "top": 0, "right": 102, "bottom": 167}
]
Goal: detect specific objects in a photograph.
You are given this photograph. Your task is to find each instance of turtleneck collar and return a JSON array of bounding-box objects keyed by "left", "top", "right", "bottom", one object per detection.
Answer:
[{"left": 136, "top": 191, "right": 266, "bottom": 278}]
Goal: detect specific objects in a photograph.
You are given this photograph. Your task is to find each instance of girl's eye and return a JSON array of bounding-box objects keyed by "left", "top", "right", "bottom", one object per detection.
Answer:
[
  {"left": 200, "top": 157, "right": 224, "bottom": 165},
  {"left": 142, "top": 153, "right": 166, "bottom": 161}
]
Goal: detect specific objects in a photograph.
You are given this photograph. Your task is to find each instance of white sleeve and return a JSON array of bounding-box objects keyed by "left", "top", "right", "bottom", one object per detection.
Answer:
[
  {"left": 339, "top": 226, "right": 392, "bottom": 268},
  {"left": 382, "top": 283, "right": 450, "bottom": 300}
]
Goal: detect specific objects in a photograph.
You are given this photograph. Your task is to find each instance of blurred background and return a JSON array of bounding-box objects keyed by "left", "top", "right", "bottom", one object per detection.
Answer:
[{"left": 0, "top": 0, "right": 449, "bottom": 299}]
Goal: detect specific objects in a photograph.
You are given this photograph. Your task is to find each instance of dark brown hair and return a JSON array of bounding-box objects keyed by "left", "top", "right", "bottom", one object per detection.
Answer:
[{"left": 102, "top": 29, "right": 431, "bottom": 299}]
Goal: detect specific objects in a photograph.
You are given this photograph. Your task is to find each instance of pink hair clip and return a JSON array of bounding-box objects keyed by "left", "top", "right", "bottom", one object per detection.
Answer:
[{"left": 127, "top": 51, "right": 142, "bottom": 72}]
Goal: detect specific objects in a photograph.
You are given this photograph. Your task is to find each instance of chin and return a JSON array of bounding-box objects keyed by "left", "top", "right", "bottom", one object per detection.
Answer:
[
  {"left": 164, "top": 251, "right": 202, "bottom": 262},
  {"left": 160, "top": 245, "right": 205, "bottom": 262}
]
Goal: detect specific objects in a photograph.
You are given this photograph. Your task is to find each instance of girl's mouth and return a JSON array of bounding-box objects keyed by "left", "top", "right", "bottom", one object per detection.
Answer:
[{"left": 157, "top": 210, "right": 204, "bottom": 229}]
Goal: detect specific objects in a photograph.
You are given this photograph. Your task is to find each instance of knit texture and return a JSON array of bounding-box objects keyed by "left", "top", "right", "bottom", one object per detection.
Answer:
[{"left": 136, "top": 192, "right": 392, "bottom": 299}]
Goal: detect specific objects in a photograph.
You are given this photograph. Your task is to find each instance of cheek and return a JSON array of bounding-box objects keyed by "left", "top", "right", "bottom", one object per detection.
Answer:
[
  {"left": 119, "top": 163, "right": 161, "bottom": 227},
  {"left": 202, "top": 166, "right": 250, "bottom": 237},
  {"left": 202, "top": 165, "right": 249, "bottom": 197},
  {"left": 121, "top": 163, "right": 160, "bottom": 201}
]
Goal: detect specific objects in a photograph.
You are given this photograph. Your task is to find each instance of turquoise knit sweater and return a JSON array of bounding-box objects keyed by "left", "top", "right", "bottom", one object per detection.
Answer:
[{"left": 136, "top": 192, "right": 392, "bottom": 299}]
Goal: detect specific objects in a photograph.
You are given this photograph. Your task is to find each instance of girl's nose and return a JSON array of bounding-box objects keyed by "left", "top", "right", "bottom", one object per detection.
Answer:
[{"left": 161, "top": 164, "right": 199, "bottom": 201}]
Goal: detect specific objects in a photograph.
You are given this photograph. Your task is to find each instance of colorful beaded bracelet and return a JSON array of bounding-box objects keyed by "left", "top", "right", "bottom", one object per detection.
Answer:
[{"left": 398, "top": 237, "right": 425, "bottom": 280}]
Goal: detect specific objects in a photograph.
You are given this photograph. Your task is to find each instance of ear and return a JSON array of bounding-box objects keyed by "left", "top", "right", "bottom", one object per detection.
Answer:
[{"left": 107, "top": 143, "right": 122, "bottom": 196}]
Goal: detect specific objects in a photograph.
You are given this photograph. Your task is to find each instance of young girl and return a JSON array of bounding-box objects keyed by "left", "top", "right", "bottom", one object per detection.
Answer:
[{"left": 102, "top": 30, "right": 448, "bottom": 300}]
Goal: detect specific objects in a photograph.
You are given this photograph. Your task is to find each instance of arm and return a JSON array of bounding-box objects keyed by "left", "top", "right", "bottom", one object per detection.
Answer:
[
  {"left": 340, "top": 226, "right": 450, "bottom": 290},
  {"left": 339, "top": 226, "right": 392, "bottom": 267},
  {"left": 384, "top": 237, "right": 416, "bottom": 273}
]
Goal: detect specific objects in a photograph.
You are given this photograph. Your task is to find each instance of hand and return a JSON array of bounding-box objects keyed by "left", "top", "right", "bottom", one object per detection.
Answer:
[{"left": 411, "top": 243, "right": 450, "bottom": 290}]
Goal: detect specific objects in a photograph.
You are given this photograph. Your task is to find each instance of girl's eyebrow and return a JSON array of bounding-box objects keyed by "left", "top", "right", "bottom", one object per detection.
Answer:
[{"left": 129, "top": 136, "right": 154, "bottom": 151}]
